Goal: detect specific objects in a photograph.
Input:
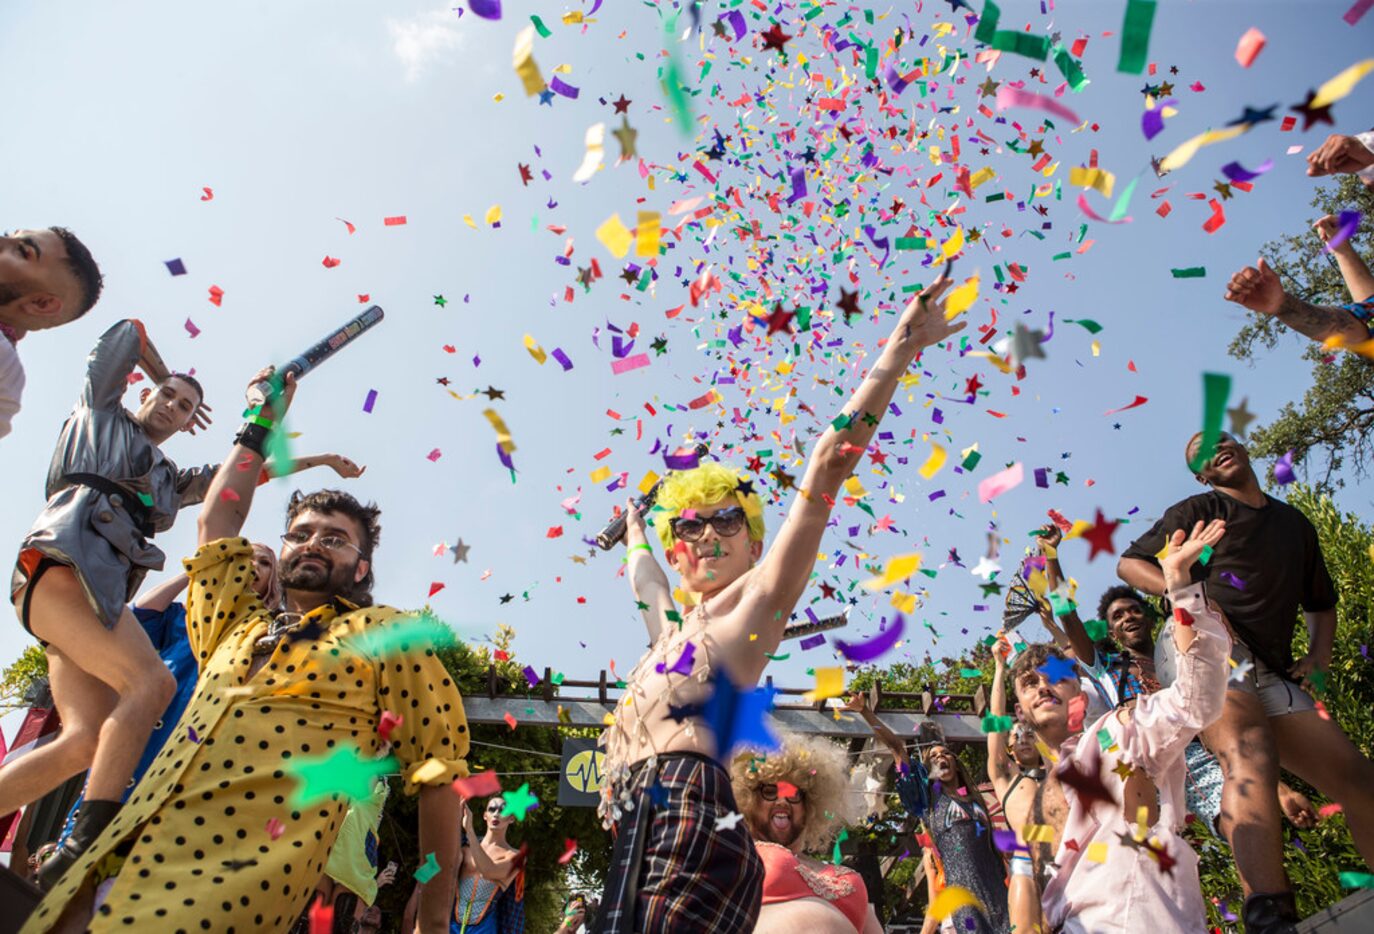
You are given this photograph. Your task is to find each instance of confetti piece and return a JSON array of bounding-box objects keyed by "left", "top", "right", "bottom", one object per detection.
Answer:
[
  {"left": 1188, "top": 373, "right": 1233, "bottom": 472},
  {"left": 499, "top": 782, "right": 539, "bottom": 820},
  {"left": 558, "top": 838, "right": 578, "bottom": 865},
  {"left": 414, "top": 851, "right": 441, "bottom": 883},
  {"left": 453, "top": 771, "right": 503, "bottom": 799},
  {"left": 512, "top": 24, "right": 546, "bottom": 96},
  {"left": 1273, "top": 449, "right": 1297, "bottom": 485},
  {"left": 165, "top": 258, "right": 187, "bottom": 276},
  {"left": 1340, "top": 872, "right": 1374, "bottom": 889},
  {"left": 863, "top": 554, "right": 923, "bottom": 590},
  {"left": 504, "top": 711, "right": 519, "bottom": 730},
  {"left": 1234, "top": 28, "right": 1266, "bottom": 68},
  {"left": 596, "top": 212, "right": 633, "bottom": 257},
  {"left": 1086, "top": 841, "right": 1110, "bottom": 862},
  {"left": 482, "top": 408, "right": 516, "bottom": 454},
  {"left": 428, "top": 582, "right": 445, "bottom": 598},
  {"left": 1323, "top": 210, "right": 1361, "bottom": 253},
  {"left": 309, "top": 895, "right": 333, "bottom": 934},
  {"left": 322, "top": 255, "right": 341, "bottom": 268},
  {"left": 265, "top": 817, "right": 285, "bottom": 840},
  {"left": 1202, "top": 199, "right": 1226, "bottom": 233},
  {"left": 288, "top": 746, "right": 397, "bottom": 805},
  {"left": 611, "top": 353, "right": 651, "bottom": 375},
  {"left": 1171, "top": 267, "right": 1206, "bottom": 278},
  {"left": 1319, "top": 803, "right": 1344, "bottom": 818},
  {"left": 523, "top": 334, "right": 548, "bottom": 364},
  {"left": 995, "top": 86, "right": 1080, "bottom": 125},
  {"left": 918, "top": 441, "right": 947, "bottom": 480},
  {"left": 184, "top": 318, "right": 201, "bottom": 338},
  {"left": 200, "top": 187, "right": 214, "bottom": 201},
  {"left": 981, "top": 714, "right": 1014, "bottom": 733},
  {"left": 383, "top": 215, "right": 408, "bottom": 226},
  {"left": 1104, "top": 395, "right": 1150, "bottom": 415},
  {"left": 363, "top": 389, "right": 378, "bottom": 413},
  {"left": 929, "top": 885, "right": 986, "bottom": 922},
  {"left": 1070, "top": 167, "right": 1115, "bottom": 198},
  {"left": 427, "top": 449, "right": 442, "bottom": 462},
  {"left": 1159, "top": 124, "right": 1249, "bottom": 173},
  {"left": 551, "top": 348, "right": 574, "bottom": 371},
  {"left": 636, "top": 211, "right": 661, "bottom": 257},
  {"left": 834, "top": 615, "right": 905, "bottom": 663},
  {"left": 1310, "top": 58, "right": 1374, "bottom": 109},
  {"left": 208, "top": 285, "right": 224, "bottom": 306},
  {"left": 1141, "top": 98, "right": 1177, "bottom": 141},
  {"left": 804, "top": 666, "right": 846, "bottom": 702},
  {"left": 1346, "top": 0, "right": 1374, "bottom": 26},
  {"left": 978, "top": 462, "right": 1023, "bottom": 503},
  {"left": 378, "top": 711, "right": 402, "bottom": 742},
  {"left": 1117, "top": 0, "right": 1157, "bottom": 75}
]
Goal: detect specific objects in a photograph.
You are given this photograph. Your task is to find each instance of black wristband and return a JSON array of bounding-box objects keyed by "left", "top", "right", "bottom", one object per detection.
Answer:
[{"left": 234, "top": 421, "right": 270, "bottom": 457}]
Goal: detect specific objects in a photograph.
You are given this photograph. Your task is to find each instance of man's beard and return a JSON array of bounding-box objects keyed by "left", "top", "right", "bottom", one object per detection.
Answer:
[
  {"left": 280, "top": 551, "right": 356, "bottom": 598},
  {"left": 0, "top": 283, "right": 20, "bottom": 306},
  {"left": 750, "top": 810, "right": 803, "bottom": 848}
]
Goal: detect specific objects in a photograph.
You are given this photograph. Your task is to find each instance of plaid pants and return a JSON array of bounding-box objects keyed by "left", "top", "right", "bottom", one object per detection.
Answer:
[{"left": 595, "top": 752, "right": 764, "bottom": 934}]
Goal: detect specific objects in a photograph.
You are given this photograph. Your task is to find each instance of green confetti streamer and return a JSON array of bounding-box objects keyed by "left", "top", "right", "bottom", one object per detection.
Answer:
[
  {"left": 414, "top": 851, "right": 441, "bottom": 883},
  {"left": 1107, "top": 176, "right": 1140, "bottom": 222},
  {"left": 960, "top": 667, "right": 983, "bottom": 679},
  {"left": 1188, "top": 373, "right": 1233, "bottom": 473},
  {"left": 340, "top": 611, "right": 457, "bottom": 659},
  {"left": 1065, "top": 319, "right": 1103, "bottom": 334},
  {"left": 832, "top": 828, "right": 849, "bottom": 865},
  {"left": 981, "top": 714, "right": 1014, "bottom": 733},
  {"left": 1052, "top": 44, "right": 1089, "bottom": 92},
  {"left": 1083, "top": 619, "right": 1109, "bottom": 641},
  {"left": 1340, "top": 871, "right": 1374, "bottom": 889},
  {"left": 1198, "top": 545, "right": 1214, "bottom": 565},
  {"left": 1171, "top": 266, "right": 1207, "bottom": 278},
  {"left": 529, "top": 14, "right": 551, "bottom": 38},
  {"left": 1118, "top": 0, "right": 1157, "bottom": 75}
]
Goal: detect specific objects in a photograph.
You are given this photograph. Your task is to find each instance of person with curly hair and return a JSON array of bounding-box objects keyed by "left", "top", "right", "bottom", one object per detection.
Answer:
[
  {"left": 592, "top": 274, "right": 965, "bottom": 934},
  {"left": 729, "top": 734, "right": 880, "bottom": 934}
]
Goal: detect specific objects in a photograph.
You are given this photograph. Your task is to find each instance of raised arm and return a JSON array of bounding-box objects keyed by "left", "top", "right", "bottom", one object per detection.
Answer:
[
  {"left": 82, "top": 319, "right": 147, "bottom": 411},
  {"left": 132, "top": 573, "right": 190, "bottom": 613},
  {"left": 1117, "top": 556, "right": 1166, "bottom": 597},
  {"left": 1225, "top": 256, "right": 1370, "bottom": 345},
  {"left": 739, "top": 277, "right": 965, "bottom": 646},
  {"left": 457, "top": 801, "right": 517, "bottom": 880},
  {"left": 198, "top": 366, "right": 296, "bottom": 545},
  {"left": 264, "top": 451, "right": 366, "bottom": 480},
  {"left": 1038, "top": 523, "right": 1097, "bottom": 663},
  {"left": 844, "top": 692, "right": 910, "bottom": 768},
  {"left": 623, "top": 498, "right": 674, "bottom": 644},
  {"left": 1313, "top": 214, "right": 1374, "bottom": 303},
  {"left": 987, "top": 649, "right": 1012, "bottom": 788}
]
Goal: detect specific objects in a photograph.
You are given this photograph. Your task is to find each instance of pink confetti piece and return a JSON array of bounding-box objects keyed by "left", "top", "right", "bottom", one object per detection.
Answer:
[
  {"left": 611, "top": 352, "right": 651, "bottom": 374},
  {"left": 184, "top": 318, "right": 201, "bottom": 338},
  {"left": 503, "top": 711, "right": 518, "bottom": 730},
  {"left": 1076, "top": 192, "right": 1132, "bottom": 224},
  {"left": 336, "top": 217, "right": 356, "bottom": 234},
  {"left": 322, "top": 255, "right": 341, "bottom": 268},
  {"left": 427, "top": 448, "right": 442, "bottom": 462},
  {"left": 363, "top": 389, "right": 378, "bottom": 413},
  {"left": 383, "top": 215, "right": 408, "bottom": 226},
  {"left": 378, "top": 711, "right": 402, "bottom": 742},
  {"left": 1346, "top": 0, "right": 1374, "bottom": 24},
  {"left": 977, "top": 462, "right": 1023, "bottom": 503},
  {"left": 558, "top": 838, "right": 578, "bottom": 865},
  {"left": 265, "top": 817, "right": 286, "bottom": 840},
  {"left": 1202, "top": 198, "right": 1226, "bottom": 233},
  {"left": 995, "top": 85, "right": 1081, "bottom": 125},
  {"left": 1234, "top": 27, "right": 1266, "bottom": 68},
  {"left": 200, "top": 187, "right": 214, "bottom": 201},
  {"left": 453, "top": 771, "right": 503, "bottom": 799}
]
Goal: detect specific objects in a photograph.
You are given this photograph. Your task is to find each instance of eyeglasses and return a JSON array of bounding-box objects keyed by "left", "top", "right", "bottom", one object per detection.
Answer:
[
  {"left": 670, "top": 506, "right": 746, "bottom": 542},
  {"left": 280, "top": 529, "right": 363, "bottom": 555},
  {"left": 758, "top": 783, "right": 805, "bottom": 804}
]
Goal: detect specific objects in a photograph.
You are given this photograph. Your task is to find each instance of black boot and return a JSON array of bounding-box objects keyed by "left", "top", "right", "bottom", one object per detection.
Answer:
[
  {"left": 35, "top": 798, "right": 121, "bottom": 891},
  {"left": 1242, "top": 891, "right": 1299, "bottom": 933}
]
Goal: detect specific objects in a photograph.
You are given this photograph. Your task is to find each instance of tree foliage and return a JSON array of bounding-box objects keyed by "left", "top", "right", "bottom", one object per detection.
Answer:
[
  {"left": 1195, "top": 485, "right": 1374, "bottom": 926},
  {"left": 0, "top": 644, "right": 48, "bottom": 716},
  {"left": 1227, "top": 175, "right": 1374, "bottom": 491}
]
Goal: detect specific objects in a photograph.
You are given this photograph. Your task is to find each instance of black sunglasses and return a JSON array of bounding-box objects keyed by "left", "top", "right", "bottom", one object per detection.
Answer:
[
  {"left": 670, "top": 506, "right": 746, "bottom": 542},
  {"left": 759, "top": 783, "right": 805, "bottom": 804}
]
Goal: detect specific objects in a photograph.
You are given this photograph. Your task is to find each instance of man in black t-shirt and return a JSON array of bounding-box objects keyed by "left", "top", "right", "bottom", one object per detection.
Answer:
[{"left": 1118, "top": 431, "right": 1374, "bottom": 934}]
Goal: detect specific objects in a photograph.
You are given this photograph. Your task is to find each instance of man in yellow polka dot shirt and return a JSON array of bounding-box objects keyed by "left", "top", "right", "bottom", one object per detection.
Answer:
[{"left": 25, "top": 366, "right": 471, "bottom": 934}]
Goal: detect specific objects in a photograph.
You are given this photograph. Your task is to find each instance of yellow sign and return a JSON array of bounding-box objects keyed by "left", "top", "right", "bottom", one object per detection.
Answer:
[{"left": 564, "top": 747, "right": 605, "bottom": 794}]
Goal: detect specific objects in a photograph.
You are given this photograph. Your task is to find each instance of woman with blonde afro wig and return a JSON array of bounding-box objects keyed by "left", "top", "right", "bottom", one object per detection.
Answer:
[{"left": 730, "top": 734, "right": 882, "bottom": 934}]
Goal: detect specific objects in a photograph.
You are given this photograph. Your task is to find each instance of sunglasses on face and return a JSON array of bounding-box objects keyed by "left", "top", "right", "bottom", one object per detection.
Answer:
[
  {"left": 670, "top": 506, "right": 746, "bottom": 543},
  {"left": 759, "top": 783, "right": 805, "bottom": 804}
]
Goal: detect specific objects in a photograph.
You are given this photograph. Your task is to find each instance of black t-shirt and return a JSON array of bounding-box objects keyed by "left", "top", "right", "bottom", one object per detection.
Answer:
[{"left": 1121, "top": 489, "right": 1337, "bottom": 675}]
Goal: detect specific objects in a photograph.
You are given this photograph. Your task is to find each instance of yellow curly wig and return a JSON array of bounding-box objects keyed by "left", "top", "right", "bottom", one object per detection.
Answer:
[
  {"left": 651, "top": 462, "right": 766, "bottom": 552},
  {"left": 729, "top": 733, "right": 856, "bottom": 854}
]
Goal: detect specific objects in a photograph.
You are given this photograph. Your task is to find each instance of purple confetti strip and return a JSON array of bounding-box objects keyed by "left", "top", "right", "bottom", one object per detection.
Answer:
[
  {"left": 551, "top": 347, "right": 574, "bottom": 371},
  {"left": 655, "top": 642, "right": 696, "bottom": 676},
  {"left": 1273, "top": 449, "right": 1296, "bottom": 485},
  {"left": 799, "top": 634, "right": 827, "bottom": 651},
  {"left": 663, "top": 448, "right": 701, "bottom": 470},
  {"left": 1324, "top": 210, "right": 1361, "bottom": 253},
  {"left": 1219, "top": 571, "right": 1247, "bottom": 591},
  {"left": 723, "top": 10, "right": 746, "bottom": 39},
  {"left": 187, "top": 726, "right": 200, "bottom": 743},
  {"left": 549, "top": 75, "right": 580, "bottom": 99},
  {"left": 495, "top": 443, "right": 515, "bottom": 471},
  {"left": 834, "top": 615, "right": 905, "bottom": 663},
  {"left": 1220, "top": 159, "right": 1274, "bottom": 183},
  {"left": 165, "top": 258, "right": 187, "bottom": 276},
  {"left": 363, "top": 389, "right": 378, "bottom": 413},
  {"left": 523, "top": 665, "right": 541, "bottom": 687},
  {"left": 785, "top": 166, "right": 807, "bottom": 206},
  {"left": 468, "top": 0, "right": 501, "bottom": 19},
  {"left": 993, "top": 828, "right": 1024, "bottom": 853},
  {"left": 1140, "top": 99, "right": 1177, "bottom": 141},
  {"left": 1034, "top": 467, "right": 1049, "bottom": 488}
]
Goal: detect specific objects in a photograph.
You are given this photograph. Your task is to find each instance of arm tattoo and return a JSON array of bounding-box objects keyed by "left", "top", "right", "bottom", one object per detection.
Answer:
[{"left": 1275, "top": 292, "right": 1363, "bottom": 342}]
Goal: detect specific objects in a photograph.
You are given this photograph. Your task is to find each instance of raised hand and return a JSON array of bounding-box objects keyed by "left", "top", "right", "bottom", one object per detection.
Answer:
[
  {"left": 1159, "top": 519, "right": 1226, "bottom": 588},
  {"left": 623, "top": 497, "right": 649, "bottom": 550},
  {"left": 322, "top": 453, "right": 366, "bottom": 479},
  {"left": 897, "top": 275, "right": 967, "bottom": 348},
  {"left": 244, "top": 365, "right": 298, "bottom": 420},
  {"left": 1305, "top": 134, "right": 1374, "bottom": 178},
  {"left": 842, "top": 692, "right": 870, "bottom": 715},
  {"left": 185, "top": 399, "right": 214, "bottom": 435},
  {"left": 1036, "top": 522, "right": 1063, "bottom": 554},
  {"left": 1224, "top": 258, "right": 1284, "bottom": 316}
]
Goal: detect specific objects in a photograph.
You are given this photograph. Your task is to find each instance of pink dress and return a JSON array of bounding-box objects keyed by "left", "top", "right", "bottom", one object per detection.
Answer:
[{"left": 1041, "top": 582, "right": 1230, "bottom": 933}]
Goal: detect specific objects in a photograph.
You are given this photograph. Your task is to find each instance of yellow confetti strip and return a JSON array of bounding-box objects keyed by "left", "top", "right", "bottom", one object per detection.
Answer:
[
  {"left": 918, "top": 441, "right": 947, "bottom": 479},
  {"left": 596, "top": 212, "right": 633, "bottom": 258},
  {"left": 635, "top": 210, "right": 662, "bottom": 257},
  {"left": 891, "top": 591, "right": 917, "bottom": 613},
  {"left": 1086, "top": 841, "right": 1110, "bottom": 863},
  {"left": 804, "top": 666, "right": 845, "bottom": 702},
  {"left": 512, "top": 25, "right": 546, "bottom": 96},
  {"left": 843, "top": 475, "right": 868, "bottom": 498},
  {"left": 940, "top": 225, "right": 964, "bottom": 258},
  {"left": 1069, "top": 166, "right": 1115, "bottom": 198},
  {"left": 968, "top": 166, "right": 996, "bottom": 189},
  {"left": 590, "top": 466, "right": 611, "bottom": 483},
  {"left": 1159, "top": 124, "right": 1248, "bottom": 173},
  {"left": 1023, "top": 824, "right": 1056, "bottom": 843},
  {"left": 485, "top": 204, "right": 502, "bottom": 226},
  {"left": 1311, "top": 58, "right": 1374, "bottom": 109},
  {"left": 863, "top": 553, "right": 923, "bottom": 590},
  {"left": 409, "top": 758, "right": 449, "bottom": 784},
  {"left": 482, "top": 408, "right": 516, "bottom": 454},
  {"left": 638, "top": 471, "right": 660, "bottom": 494},
  {"left": 1322, "top": 333, "right": 1374, "bottom": 359},
  {"left": 943, "top": 275, "right": 979, "bottom": 320},
  {"left": 928, "top": 886, "right": 985, "bottom": 922},
  {"left": 523, "top": 334, "right": 547, "bottom": 364}
]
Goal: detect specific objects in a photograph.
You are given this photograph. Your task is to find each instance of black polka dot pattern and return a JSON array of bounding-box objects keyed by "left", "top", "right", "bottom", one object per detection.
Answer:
[{"left": 23, "top": 538, "right": 471, "bottom": 933}]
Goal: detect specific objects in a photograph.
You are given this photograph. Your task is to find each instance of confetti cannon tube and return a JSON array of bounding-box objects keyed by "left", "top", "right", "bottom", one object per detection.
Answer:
[
  {"left": 252, "top": 305, "right": 386, "bottom": 397},
  {"left": 595, "top": 442, "right": 710, "bottom": 550}
]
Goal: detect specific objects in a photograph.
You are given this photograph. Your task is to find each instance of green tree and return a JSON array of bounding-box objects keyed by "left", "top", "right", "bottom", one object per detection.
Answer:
[
  {"left": 373, "top": 624, "right": 612, "bottom": 933},
  {"left": 1227, "top": 175, "right": 1374, "bottom": 492},
  {"left": 0, "top": 644, "right": 48, "bottom": 716},
  {"left": 1195, "top": 485, "right": 1374, "bottom": 927}
]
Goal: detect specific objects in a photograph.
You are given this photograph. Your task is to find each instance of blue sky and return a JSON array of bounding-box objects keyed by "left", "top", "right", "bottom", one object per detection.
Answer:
[{"left": 3, "top": 0, "right": 1371, "bottom": 740}]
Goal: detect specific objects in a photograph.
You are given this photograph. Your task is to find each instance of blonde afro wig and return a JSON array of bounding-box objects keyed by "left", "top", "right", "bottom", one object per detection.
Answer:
[{"left": 730, "top": 733, "right": 858, "bottom": 854}]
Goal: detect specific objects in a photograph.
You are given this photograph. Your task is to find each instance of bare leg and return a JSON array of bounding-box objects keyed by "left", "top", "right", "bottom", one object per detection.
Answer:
[
  {"left": 1272, "top": 709, "right": 1374, "bottom": 868},
  {"left": 1202, "top": 690, "right": 1287, "bottom": 897},
  {"left": 1009, "top": 874, "right": 1042, "bottom": 933},
  {"left": 11, "top": 566, "right": 174, "bottom": 804},
  {"left": 0, "top": 646, "right": 114, "bottom": 815}
]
